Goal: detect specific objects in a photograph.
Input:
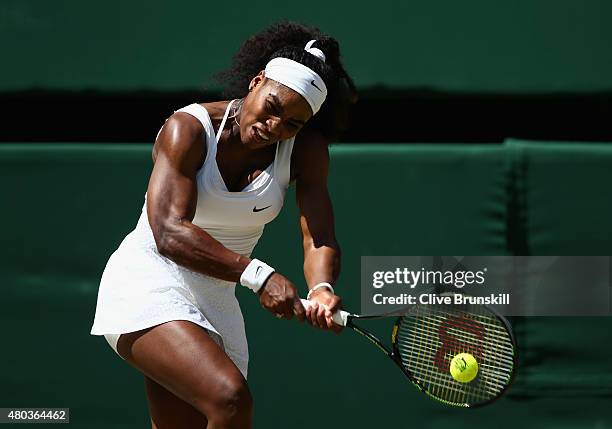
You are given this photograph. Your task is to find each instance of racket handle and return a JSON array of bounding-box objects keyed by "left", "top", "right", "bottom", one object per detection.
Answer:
[{"left": 300, "top": 299, "right": 349, "bottom": 326}]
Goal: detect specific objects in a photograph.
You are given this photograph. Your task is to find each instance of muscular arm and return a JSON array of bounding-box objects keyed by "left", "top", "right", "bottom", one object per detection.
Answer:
[
  {"left": 294, "top": 130, "right": 342, "bottom": 291},
  {"left": 147, "top": 113, "right": 250, "bottom": 282}
]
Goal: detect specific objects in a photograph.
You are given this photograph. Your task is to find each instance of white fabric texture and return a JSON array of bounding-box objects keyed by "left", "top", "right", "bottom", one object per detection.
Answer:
[
  {"left": 91, "top": 101, "right": 295, "bottom": 378},
  {"left": 264, "top": 58, "right": 327, "bottom": 115}
]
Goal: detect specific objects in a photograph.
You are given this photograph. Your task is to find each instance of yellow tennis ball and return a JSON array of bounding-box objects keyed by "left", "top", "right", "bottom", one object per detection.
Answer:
[{"left": 450, "top": 353, "right": 478, "bottom": 383}]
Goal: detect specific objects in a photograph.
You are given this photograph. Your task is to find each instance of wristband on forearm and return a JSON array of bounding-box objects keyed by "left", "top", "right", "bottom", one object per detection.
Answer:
[
  {"left": 240, "top": 259, "right": 275, "bottom": 293},
  {"left": 306, "top": 282, "right": 335, "bottom": 300}
]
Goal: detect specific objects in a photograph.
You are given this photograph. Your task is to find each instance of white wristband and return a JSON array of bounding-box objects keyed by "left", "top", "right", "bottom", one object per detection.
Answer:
[
  {"left": 240, "top": 259, "right": 275, "bottom": 293},
  {"left": 306, "top": 282, "right": 335, "bottom": 300}
]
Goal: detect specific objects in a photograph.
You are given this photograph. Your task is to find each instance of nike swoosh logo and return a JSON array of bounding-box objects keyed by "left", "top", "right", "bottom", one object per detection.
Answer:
[
  {"left": 253, "top": 205, "right": 272, "bottom": 212},
  {"left": 311, "top": 80, "right": 323, "bottom": 92},
  {"left": 255, "top": 266, "right": 262, "bottom": 277}
]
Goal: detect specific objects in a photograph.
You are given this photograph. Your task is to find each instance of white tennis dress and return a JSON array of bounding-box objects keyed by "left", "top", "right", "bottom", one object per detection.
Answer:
[{"left": 90, "top": 101, "right": 295, "bottom": 378}]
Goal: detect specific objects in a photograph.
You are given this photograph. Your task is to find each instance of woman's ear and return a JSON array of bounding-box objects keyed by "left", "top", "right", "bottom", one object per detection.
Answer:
[{"left": 249, "top": 70, "right": 266, "bottom": 92}]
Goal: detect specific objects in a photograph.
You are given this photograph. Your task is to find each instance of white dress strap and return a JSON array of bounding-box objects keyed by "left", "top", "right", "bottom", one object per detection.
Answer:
[{"left": 215, "top": 100, "right": 236, "bottom": 142}]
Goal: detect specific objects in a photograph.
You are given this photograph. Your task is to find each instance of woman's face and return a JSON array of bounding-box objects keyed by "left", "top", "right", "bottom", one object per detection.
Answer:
[{"left": 238, "top": 72, "right": 313, "bottom": 148}]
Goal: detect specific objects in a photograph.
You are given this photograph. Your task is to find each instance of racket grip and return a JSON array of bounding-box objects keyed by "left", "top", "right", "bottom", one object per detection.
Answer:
[{"left": 300, "top": 299, "right": 349, "bottom": 326}]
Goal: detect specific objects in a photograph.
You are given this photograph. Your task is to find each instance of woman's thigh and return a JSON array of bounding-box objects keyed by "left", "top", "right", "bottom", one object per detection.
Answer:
[{"left": 116, "top": 321, "right": 250, "bottom": 424}]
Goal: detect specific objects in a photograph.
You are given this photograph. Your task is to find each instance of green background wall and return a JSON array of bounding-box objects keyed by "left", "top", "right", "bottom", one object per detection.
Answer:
[
  {"left": 1, "top": 142, "right": 611, "bottom": 427},
  {"left": 2, "top": 0, "right": 612, "bottom": 92}
]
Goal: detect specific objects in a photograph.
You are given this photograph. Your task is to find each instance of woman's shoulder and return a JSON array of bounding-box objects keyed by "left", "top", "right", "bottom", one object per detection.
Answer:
[
  {"left": 165, "top": 101, "right": 231, "bottom": 132},
  {"left": 290, "top": 127, "right": 331, "bottom": 182},
  {"left": 196, "top": 101, "right": 233, "bottom": 132},
  {"left": 152, "top": 110, "right": 208, "bottom": 165},
  {"left": 293, "top": 127, "right": 330, "bottom": 159},
  {"left": 150, "top": 100, "right": 232, "bottom": 166}
]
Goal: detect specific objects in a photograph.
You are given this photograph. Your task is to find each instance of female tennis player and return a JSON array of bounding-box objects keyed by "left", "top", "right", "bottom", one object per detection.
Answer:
[{"left": 91, "top": 22, "right": 356, "bottom": 428}]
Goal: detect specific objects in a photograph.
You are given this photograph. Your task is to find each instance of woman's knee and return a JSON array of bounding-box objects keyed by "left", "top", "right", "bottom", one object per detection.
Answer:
[{"left": 197, "top": 373, "right": 252, "bottom": 425}]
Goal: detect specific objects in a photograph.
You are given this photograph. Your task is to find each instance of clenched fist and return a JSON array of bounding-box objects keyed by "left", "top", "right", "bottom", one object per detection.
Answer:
[{"left": 258, "top": 273, "right": 306, "bottom": 321}]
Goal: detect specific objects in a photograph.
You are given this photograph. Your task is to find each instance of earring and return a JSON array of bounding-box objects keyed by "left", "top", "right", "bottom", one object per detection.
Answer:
[{"left": 233, "top": 98, "right": 244, "bottom": 127}]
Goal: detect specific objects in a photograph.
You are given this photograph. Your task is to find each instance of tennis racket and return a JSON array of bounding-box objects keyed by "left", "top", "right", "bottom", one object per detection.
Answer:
[{"left": 301, "top": 292, "right": 517, "bottom": 407}]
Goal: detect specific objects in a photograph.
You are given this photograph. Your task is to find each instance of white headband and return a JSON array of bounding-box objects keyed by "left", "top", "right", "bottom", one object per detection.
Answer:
[{"left": 263, "top": 41, "right": 328, "bottom": 115}]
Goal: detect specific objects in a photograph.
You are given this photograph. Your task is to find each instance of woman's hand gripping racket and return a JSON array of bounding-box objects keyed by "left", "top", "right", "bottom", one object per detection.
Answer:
[{"left": 301, "top": 292, "right": 517, "bottom": 407}]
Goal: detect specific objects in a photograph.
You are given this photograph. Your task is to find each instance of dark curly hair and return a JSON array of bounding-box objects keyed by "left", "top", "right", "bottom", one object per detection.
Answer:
[{"left": 215, "top": 21, "right": 357, "bottom": 140}]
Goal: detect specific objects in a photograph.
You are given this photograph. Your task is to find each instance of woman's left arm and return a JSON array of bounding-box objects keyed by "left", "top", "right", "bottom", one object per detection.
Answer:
[{"left": 294, "top": 130, "right": 343, "bottom": 331}]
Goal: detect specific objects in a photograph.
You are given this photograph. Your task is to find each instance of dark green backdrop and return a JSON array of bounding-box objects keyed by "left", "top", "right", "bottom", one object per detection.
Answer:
[
  {"left": 2, "top": 0, "right": 612, "bottom": 92},
  {"left": 1, "top": 141, "right": 611, "bottom": 427}
]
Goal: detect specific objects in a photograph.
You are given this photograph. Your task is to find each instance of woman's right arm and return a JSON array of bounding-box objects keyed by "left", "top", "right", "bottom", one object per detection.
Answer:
[
  {"left": 147, "top": 113, "right": 250, "bottom": 282},
  {"left": 147, "top": 113, "right": 305, "bottom": 320}
]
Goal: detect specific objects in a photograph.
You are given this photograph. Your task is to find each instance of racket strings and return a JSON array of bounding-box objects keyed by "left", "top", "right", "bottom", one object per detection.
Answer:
[
  {"left": 418, "top": 309, "right": 511, "bottom": 402},
  {"left": 395, "top": 303, "right": 515, "bottom": 406},
  {"left": 400, "top": 311, "right": 512, "bottom": 404}
]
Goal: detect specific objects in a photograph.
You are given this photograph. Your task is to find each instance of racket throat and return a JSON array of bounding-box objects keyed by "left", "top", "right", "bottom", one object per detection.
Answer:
[{"left": 350, "top": 323, "right": 393, "bottom": 357}]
